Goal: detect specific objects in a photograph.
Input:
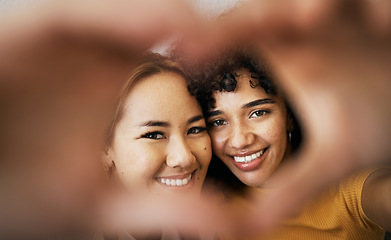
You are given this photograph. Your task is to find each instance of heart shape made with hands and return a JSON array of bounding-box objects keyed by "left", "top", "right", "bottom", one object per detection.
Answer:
[{"left": 0, "top": 0, "right": 391, "bottom": 239}]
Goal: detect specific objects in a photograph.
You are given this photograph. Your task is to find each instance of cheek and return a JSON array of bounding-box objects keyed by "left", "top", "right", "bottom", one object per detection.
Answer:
[
  {"left": 260, "top": 118, "right": 288, "bottom": 150},
  {"left": 114, "top": 142, "right": 165, "bottom": 185},
  {"left": 190, "top": 136, "right": 212, "bottom": 169},
  {"left": 209, "top": 131, "right": 226, "bottom": 156}
]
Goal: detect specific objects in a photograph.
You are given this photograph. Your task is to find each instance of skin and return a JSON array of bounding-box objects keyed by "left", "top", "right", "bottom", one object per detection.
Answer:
[
  {"left": 105, "top": 71, "right": 211, "bottom": 197},
  {"left": 207, "top": 68, "right": 293, "bottom": 187}
]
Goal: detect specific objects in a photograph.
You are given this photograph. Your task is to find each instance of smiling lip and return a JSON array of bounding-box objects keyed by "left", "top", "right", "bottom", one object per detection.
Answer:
[
  {"left": 231, "top": 147, "right": 269, "bottom": 172},
  {"left": 155, "top": 171, "right": 195, "bottom": 187}
]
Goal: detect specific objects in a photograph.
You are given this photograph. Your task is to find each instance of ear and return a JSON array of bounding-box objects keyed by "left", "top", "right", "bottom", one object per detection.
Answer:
[
  {"left": 102, "top": 148, "right": 115, "bottom": 172},
  {"left": 286, "top": 112, "right": 295, "bottom": 133}
]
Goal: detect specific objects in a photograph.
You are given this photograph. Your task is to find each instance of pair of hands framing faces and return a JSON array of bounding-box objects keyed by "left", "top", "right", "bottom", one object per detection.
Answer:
[{"left": 0, "top": 0, "right": 390, "bottom": 238}]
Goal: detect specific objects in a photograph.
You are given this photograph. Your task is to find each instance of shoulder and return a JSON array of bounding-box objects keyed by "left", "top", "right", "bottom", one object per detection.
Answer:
[
  {"left": 337, "top": 168, "right": 389, "bottom": 231},
  {"left": 361, "top": 168, "right": 391, "bottom": 231}
]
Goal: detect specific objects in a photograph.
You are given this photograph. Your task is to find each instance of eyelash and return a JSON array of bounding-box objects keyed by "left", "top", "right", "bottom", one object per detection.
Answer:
[
  {"left": 140, "top": 131, "right": 165, "bottom": 140},
  {"left": 208, "top": 110, "right": 270, "bottom": 127},
  {"left": 249, "top": 109, "right": 270, "bottom": 118},
  {"left": 187, "top": 126, "right": 207, "bottom": 135},
  {"left": 140, "top": 127, "right": 206, "bottom": 140},
  {"left": 208, "top": 119, "right": 227, "bottom": 128}
]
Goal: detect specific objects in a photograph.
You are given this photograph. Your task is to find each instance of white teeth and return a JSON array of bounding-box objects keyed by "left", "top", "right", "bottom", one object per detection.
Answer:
[
  {"left": 233, "top": 149, "right": 265, "bottom": 163},
  {"left": 158, "top": 174, "right": 192, "bottom": 187},
  {"left": 183, "top": 178, "right": 188, "bottom": 185},
  {"left": 176, "top": 179, "right": 183, "bottom": 186}
]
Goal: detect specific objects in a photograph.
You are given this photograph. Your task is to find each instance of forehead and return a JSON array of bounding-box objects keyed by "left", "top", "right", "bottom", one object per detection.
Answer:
[{"left": 122, "top": 71, "right": 202, "bottom": 123}]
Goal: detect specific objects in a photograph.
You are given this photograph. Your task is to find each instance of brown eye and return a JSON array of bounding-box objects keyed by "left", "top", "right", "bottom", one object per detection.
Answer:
[
  {"left": 250, "top": 110, "right": 268, "bottom": 118},
  {"left": 209, "top": 119, "right": 227, "bottom": 127},
  {"left": 141, "top": 131, "right": 165, "bottom": 139},
  {"left": 187, "top": 127, "right": 207, "bottom": 135}
]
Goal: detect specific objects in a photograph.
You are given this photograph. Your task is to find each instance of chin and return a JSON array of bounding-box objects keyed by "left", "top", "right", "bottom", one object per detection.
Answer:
[{"left": 238, "top": 173, "right": 267, "bottom": 188}]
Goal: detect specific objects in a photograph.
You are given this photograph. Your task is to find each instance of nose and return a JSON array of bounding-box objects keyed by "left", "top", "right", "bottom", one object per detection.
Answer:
[
  {"left": 166, "top": 136, "right": 196, "bottom": 168},
  {"left": 228, "top": 122, "right": 255, "bottom": 149}
]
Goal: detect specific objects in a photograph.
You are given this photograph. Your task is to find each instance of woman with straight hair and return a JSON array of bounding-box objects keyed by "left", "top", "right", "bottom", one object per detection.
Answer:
[{"left": 101, "top": 52, "right": 212, "bottom": 240}]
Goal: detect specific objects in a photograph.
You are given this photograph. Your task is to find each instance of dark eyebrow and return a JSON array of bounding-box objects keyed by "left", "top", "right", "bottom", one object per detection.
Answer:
[
  {"left": 187, "top": 115, "right": 204, "bottom": 125},
  {"left": 207, "top": 110, "right": 223, "bottom": 118},
  {"left": 242, "top": 99, "right": 275, "bottom": 109},
  {"left": 139, "top": 121, "right": 170, "bottom": 127}
]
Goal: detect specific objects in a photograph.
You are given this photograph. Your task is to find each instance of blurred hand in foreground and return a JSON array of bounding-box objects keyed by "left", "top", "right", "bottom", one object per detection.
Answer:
[{"left": 2, "top": 0, "right": 391, "bottom": 238}]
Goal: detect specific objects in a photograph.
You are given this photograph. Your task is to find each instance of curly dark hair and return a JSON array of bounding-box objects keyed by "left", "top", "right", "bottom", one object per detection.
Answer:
[{"left": 184, "top": 47, "right": 276, "bottom": 115}]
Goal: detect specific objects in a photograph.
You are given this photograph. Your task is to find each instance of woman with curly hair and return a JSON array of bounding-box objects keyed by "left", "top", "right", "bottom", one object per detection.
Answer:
[{"left": 186, "top": 47, "right": 390, "bottom": 239}]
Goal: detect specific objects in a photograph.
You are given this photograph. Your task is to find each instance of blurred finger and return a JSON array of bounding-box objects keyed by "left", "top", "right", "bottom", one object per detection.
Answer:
[{"left": 362, "top": 0, "right": 391, "bottom": 36}]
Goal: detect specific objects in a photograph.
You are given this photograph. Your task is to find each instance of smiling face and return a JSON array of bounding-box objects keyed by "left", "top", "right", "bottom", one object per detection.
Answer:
[
  {"left": 207, "top": 69, "right": 292, "bottom": 187},
  {"left": 107, "top": 71, "right": 211, "bottom": 196}
]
